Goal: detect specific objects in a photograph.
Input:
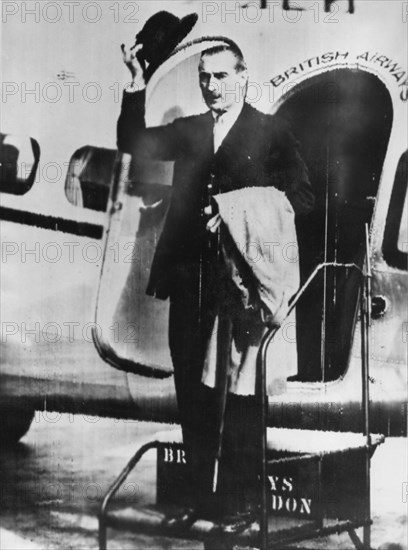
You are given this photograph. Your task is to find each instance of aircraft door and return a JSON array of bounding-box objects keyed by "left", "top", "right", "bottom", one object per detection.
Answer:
[
  {"left": 92, "top": 148, "right": 173, "bottom": 377},
  {"left": 93, "top": 46, "right": 217, "bottom": 378}
]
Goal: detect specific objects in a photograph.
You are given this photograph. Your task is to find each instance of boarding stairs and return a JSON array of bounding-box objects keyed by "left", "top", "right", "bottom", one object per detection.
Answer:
[{"left": 98, "top": 250, "right": 384, "bottom": 549}]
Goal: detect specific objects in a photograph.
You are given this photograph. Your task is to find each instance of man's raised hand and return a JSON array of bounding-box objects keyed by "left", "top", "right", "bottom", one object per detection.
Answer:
[{"left": 120, "top": 43, "right": 146, "bottom": 89}]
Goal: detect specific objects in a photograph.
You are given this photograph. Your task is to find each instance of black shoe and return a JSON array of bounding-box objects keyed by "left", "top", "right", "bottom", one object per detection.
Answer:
[
  {"left": 164, "top": 507, "right": 197, "bottom": 530},
  {"left": 204, "top": 541, "right": 234, "bottom": 550},
  {"left": 203, "top": 513, "right": 255, "bottom": 550},
  {"left": 220, "top": 511, "right": 256, "bottom": 534}
]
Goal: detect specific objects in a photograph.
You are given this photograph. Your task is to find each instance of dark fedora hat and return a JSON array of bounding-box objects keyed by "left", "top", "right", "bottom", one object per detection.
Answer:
[{"left": 134, "top": 11, "right": 198, "bottom": 82}]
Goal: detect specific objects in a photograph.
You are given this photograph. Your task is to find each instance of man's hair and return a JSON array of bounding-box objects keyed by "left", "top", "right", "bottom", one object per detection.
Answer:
[{"left": 199, "top": 43, "right": 247, "bottom": 73}]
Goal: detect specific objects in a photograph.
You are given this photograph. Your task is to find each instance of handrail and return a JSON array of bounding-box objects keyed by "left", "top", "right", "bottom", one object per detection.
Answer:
[
  {"left": 99, "top": 440, "right": 160, "bottom": 550},
  {"left": 258, "top": 259, "right": 368, "bottom": 550},
  {"left": 100, "top": 441, "right": 158, "bottom": 520},
  {"left": 362, "top": 224, "right": 372, "bottom": 548},
  {"left": 286, "top": 261, "right": 362, "bottom": 319}
]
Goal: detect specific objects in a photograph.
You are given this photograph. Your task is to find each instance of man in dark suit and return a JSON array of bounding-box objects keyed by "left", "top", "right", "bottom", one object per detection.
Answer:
[{"left": 118, "top": 39, "right": 314, "bottom": 539}]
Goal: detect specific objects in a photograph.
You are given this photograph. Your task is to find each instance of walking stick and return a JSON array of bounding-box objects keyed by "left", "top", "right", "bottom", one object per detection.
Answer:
[
  {"left": 212, "top": 313, "right": 233, "bottom": 492},
  {"left": 202, "top": 176, "right": 233, "bottom": 494}
]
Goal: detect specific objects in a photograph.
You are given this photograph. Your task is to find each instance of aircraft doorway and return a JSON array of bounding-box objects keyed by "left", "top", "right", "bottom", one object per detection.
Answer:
[
  {"left": 276, "top": 68, "right": 393, "bottom": 382},
  {"left": 93, "top": 61, "right": 393, "bottom": 387}
]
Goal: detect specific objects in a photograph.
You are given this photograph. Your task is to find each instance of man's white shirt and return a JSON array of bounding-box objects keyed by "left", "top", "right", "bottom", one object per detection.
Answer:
[{"left": 212, "top": 100, "right": 244, "bottom": 153}]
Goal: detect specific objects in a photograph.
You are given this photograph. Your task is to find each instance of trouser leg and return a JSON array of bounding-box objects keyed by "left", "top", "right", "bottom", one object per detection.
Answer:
[
  {"left": 203, "top": 394, "right": 261, "bottom": 550},
  {"left": 167, "top": 273, "right": 262, "bottom": 520},
  {"left": 181, "top": 388, "right": 262, "bottom": 520},
  {"left": 217, "top": 394, "right": 261, "bottom": 517},
  {"left": 168, "top": 294, "right": 218, "bottom": 512}
]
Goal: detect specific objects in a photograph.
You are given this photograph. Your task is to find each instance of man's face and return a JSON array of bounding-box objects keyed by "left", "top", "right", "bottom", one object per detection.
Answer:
[{"left": 199, "top": 50, "right": 247, "bottom": 114}]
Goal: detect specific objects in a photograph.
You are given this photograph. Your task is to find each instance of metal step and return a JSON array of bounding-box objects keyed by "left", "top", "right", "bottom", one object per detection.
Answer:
[{"left": 101, "top": 504, "right": 369, "bottom": 548}]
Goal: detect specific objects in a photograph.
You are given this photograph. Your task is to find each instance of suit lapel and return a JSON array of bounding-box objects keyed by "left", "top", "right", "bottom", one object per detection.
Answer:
[
  {"left": 214, "top": 103, "right": 262, "bottom": 164},
  {"left": 194, "top": 110, "right": 214, "bottom": 158}
]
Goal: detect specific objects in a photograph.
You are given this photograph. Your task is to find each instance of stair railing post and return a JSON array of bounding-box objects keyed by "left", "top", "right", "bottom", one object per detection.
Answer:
[{"left": 361, "top": 224, "right": 372, "bottom": 549}]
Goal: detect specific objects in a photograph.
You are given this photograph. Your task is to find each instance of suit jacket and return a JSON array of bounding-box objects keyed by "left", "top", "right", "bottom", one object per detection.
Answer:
[{"left": 117, "top": 90, "right": 314, "bottom": 300}]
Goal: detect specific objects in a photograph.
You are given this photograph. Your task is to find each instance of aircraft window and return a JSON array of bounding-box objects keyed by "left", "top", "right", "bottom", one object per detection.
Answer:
[
  {"left": 0, "top": 133, "right": 40, "bottom": 195},
  {"left": 383, "top": 151, "right": 408, "bottom": 270},
  {"left": 65, "top": 146, "right": 117, "bottom": 211},
  {"left": 277, "top": 68, "right": 393, "bottom": 382}
]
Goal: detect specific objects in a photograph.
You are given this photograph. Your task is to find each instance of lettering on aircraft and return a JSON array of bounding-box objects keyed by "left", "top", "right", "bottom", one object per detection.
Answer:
[{"left": 271, "top": 51, "right": 408, "bottom": 102}]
